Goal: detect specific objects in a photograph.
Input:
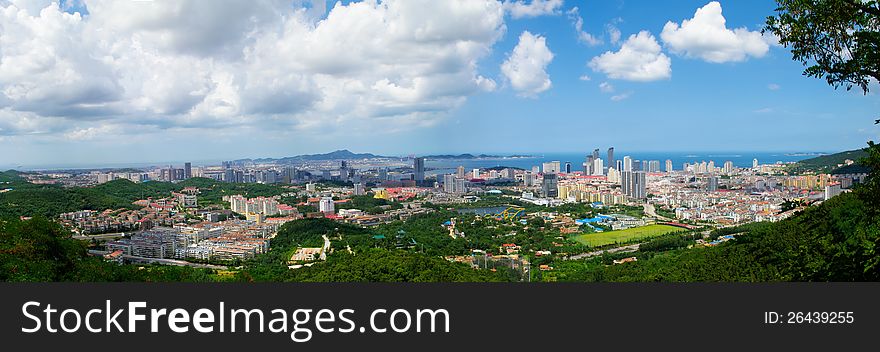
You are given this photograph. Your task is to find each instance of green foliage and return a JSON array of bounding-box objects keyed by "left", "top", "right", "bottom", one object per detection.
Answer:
[
  {"left": 0, "top": 177, "right": 293, "bottom": 219},
  {"left": 240, "top": 249, "right": 504, "bottom": 282},
  {"left": 766, "top": 0, "right": 880, "bottom": 93},
  {"left": 787, "top": 149, "right": 870, "bottom": 174},
  {"left": 0, "top": 217, "right": 215, "bottom": 282}
]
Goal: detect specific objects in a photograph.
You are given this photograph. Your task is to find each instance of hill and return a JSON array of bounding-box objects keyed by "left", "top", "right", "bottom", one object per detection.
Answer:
[
  {"left": 787, "top": 148, "right": 868, "bottom": 174},
  {"left": 233, "top": 150, "right": 387, "bottom": 165}
]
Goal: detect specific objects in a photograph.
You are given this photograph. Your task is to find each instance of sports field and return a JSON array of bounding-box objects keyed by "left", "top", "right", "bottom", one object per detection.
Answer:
[{"left": 573, "top": 224, "right": 681, "bottom": 247}]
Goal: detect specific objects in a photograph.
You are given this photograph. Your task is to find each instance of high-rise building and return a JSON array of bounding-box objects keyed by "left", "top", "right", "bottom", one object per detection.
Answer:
[
  {"left": 472, "top": 169, "right": 480, "bottom": 179},
  {"left": 621, "top": 171, "right": 647, "bottom": 199},
  {"left": 443, "top": 174, "right": 456, "bottom": 193},
  {"left": 607, "top": 167, "right": 621, "bottom": 183},
  {"left": 353, "top": 183, "right": 366, "bottom": 196},
  {"left": 184, "top": 162, "right": 192, "bottom": 179},
  {"left": 707, "top": 176, "right": 719, "bottom": 192},
  {"left": 541, "top": 173, "right": 558, "bottom": 198},
  {"left": 583, "top": 156, "right": 593, "bottom": 175},
  {"left": 623, "top": 156, "right": 632, "bottom": 172},
  {"left": 607, "top": 147, "right": 614, "bottom": 170},
  {"left": 665, "top": 159, "right": 673, "bottom": 173},
  {"left": 523, "top": 172, "right": 537, "bottom": 186},
  {"left": 542, "top": 161, "right": 561, "bottom": 174},
  {"left": 592, "top": 148, "right": 600, "bottom": 161},
  {"left": 413, "top": 157, "right": 425, "bottom": 181},
  {"left": 592, "top": 158, "right": 604, "bottom": 176},
  {"left": 564, "top": 162, "right": 572, "bottom": 174},
  {"left": 824, "top": 183, "right": 842, "bottom": 200},
  {"left": 753, "top": 158, "right": 759, "bottom": 169},
  {"left": 378, "top": 168, "right": 388, "bottom": 181},
  {"left": 531, "top": 166, "right": 540, "bottom": 173},
  {"left": 723, "top": 161, "right": 734, "bottom": 174},
  {"left": 319, "top": 197, "right": 335, "bottom": 214},
  {"left": 646, "top": 160, "right": 661, "bottom": 173},
  {"left": 708, "top": 161, "right": 715, "bottom": 173},
  {"left": 456, "top": 165, "right": 465, "bottom": 178}
]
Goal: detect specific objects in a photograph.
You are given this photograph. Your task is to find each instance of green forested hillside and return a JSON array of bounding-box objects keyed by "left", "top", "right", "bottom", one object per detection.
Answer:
[
  {"left": 0, "top": 177, "right": 291, "bottom": 219},
  {"left": 787, "top": 148, "right": 869, "bottom": 174}
]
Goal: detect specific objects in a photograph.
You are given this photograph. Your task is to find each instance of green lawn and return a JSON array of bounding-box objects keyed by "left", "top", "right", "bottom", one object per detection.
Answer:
[{"left": 573, "top": 224, "right": 681, "bottom": 247}]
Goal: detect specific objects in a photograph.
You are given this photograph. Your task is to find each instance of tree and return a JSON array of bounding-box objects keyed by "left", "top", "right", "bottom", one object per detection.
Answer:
[
  {"left": 767, "top": 0, "right": 880, "bottom": 206},
  {"left": 765, "top": 0, "right": 880, "bottom": 94}
]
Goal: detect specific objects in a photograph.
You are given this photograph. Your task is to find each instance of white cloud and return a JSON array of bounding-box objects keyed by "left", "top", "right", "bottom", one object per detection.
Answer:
[
  {"left": 610, "top": 92, "right": 632, "bottom": 101},
  {"left": 660, "top": 1, "right": 770, "bottom": 63},
  {"left": 501, "top": 31, "right": 554, "bottom": 97},
  {"left": 607, "top": 23, "right": 622, "bottom": 44},
  {"left": 599, "top": 81, "right": 615, "bottom": 93},
  {"left": 768, "top": 83, "right": 781, "bottom": 90},
  {"left": 0, "top": 0, "right": 507, "bottom": 139},
  {"left": 567, "top": 6, "right": 601, "bottom": 46},
  {"left": 503, "top": 0, "right": 563, "bottom": 19},
  {"left": 579, "top": 74, "right": 591, "bottom": 81},
  {"left": 589, "top": 31, "right": 671, "bottom": 82}
]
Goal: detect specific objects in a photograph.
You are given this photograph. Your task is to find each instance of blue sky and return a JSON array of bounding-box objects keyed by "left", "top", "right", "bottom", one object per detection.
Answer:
[{"left": 0, "top": 0, "right": 877, "bottom": 168}]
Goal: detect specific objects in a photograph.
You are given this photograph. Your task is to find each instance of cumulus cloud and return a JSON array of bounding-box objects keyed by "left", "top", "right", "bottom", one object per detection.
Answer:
[
  {"left": 660, "top": 1, "right": 770, "bottom": 63},
  {"left": 567, "top": 6, "right": 601, "bottom": 46},
  {"left": 503, "top": 0, "right": 563, "bottom": 19},
  {"left": 501, "top": 31, "right": 555, "bottom": 97},
  {"left": 0, "top": 0, "right": 506, "bottom": 139},
  {"left": 589, "top": 31, "right": 671, "bottom": 81},
  {"left": 599, "top": 82, "right": 615, "bottom": 93}
]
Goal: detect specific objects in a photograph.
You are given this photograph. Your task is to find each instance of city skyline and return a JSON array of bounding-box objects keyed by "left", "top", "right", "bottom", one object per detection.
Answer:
[{"left": 1, "top": 0, "right": 878, "bottom": 168}]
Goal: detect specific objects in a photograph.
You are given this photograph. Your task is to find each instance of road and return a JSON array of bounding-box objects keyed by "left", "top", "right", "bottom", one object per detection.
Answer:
[
  {"left": 73, "top": 232, "right": 128, "bottom": 241},
  {"left": 319, "top": 234, "right": 330, "bottom": 260},
  {"left": 566, "top": 243, "right": 641, "bottom": 260},
  {"left": 88, "top": 250, "right": 228, "bottom": 270},
  {"left": 644, "top": 203, "right": 674, "bottom": 222}
]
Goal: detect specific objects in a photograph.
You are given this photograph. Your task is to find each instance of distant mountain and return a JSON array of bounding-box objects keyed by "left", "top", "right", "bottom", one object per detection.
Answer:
[
  {"left": 423, "top": 153, "right": 534, "bottom": 160},
  {"left": 235, "top": 150, "right": 388, "bottom": 164},
  {"left": 788, "top": 148, "right": 869, "bottom": 174}
]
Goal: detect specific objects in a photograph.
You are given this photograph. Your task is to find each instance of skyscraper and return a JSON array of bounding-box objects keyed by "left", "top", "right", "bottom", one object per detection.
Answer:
[
  {"left": 607, "top": 147, "right": 614, "bottom": 170},
  {"left": 541, "top": 173, "right": 558, "bottom": 198},
  {"left": 564, "top": 162, "right": 572, "bottom": 174},
  {"left": 413, "top": 157, "right": 425, "bottom": 181},
  {"left": 723, "top": 161, "right": 734, "bottom": 174},
  {"left": 472, "top": 169, "right": 480, "bottom": 179},
  {"left": 665, "top": 159, "right": 673, "bottom": 173},
  {"left": 753, "top": 158, "right": 759, "bottom": 169},
  {"left": 456, "top": 165, "right": 465, "bottom": 178},
  {"left": 584, "top": 155, "right": 594, "bottom": 175},
  {"left": 621, "top": 171, "right": 647, "bottom": 199},
  {"left": 443, "top": 174, "right": 456, "bottom": 193},
  {"left": 542, "top": 161, "right": 560, "bottom": 174},
  {"left": 592, "top": 158, "right": 604, "bottom": 176},
  {"left": 184, "top": 162, "right": 192, "bottom": 179},
  {"left": 592, "top": 148, "right": 600, "bottom": 161},
  {"left": 623, "top": 156, "right": 632, "bottom": 172}
]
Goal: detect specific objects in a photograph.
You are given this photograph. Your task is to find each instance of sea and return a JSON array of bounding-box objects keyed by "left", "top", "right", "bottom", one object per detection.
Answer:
[{"left": 425, "top": 151, "right": 822, "bottom": 176}]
